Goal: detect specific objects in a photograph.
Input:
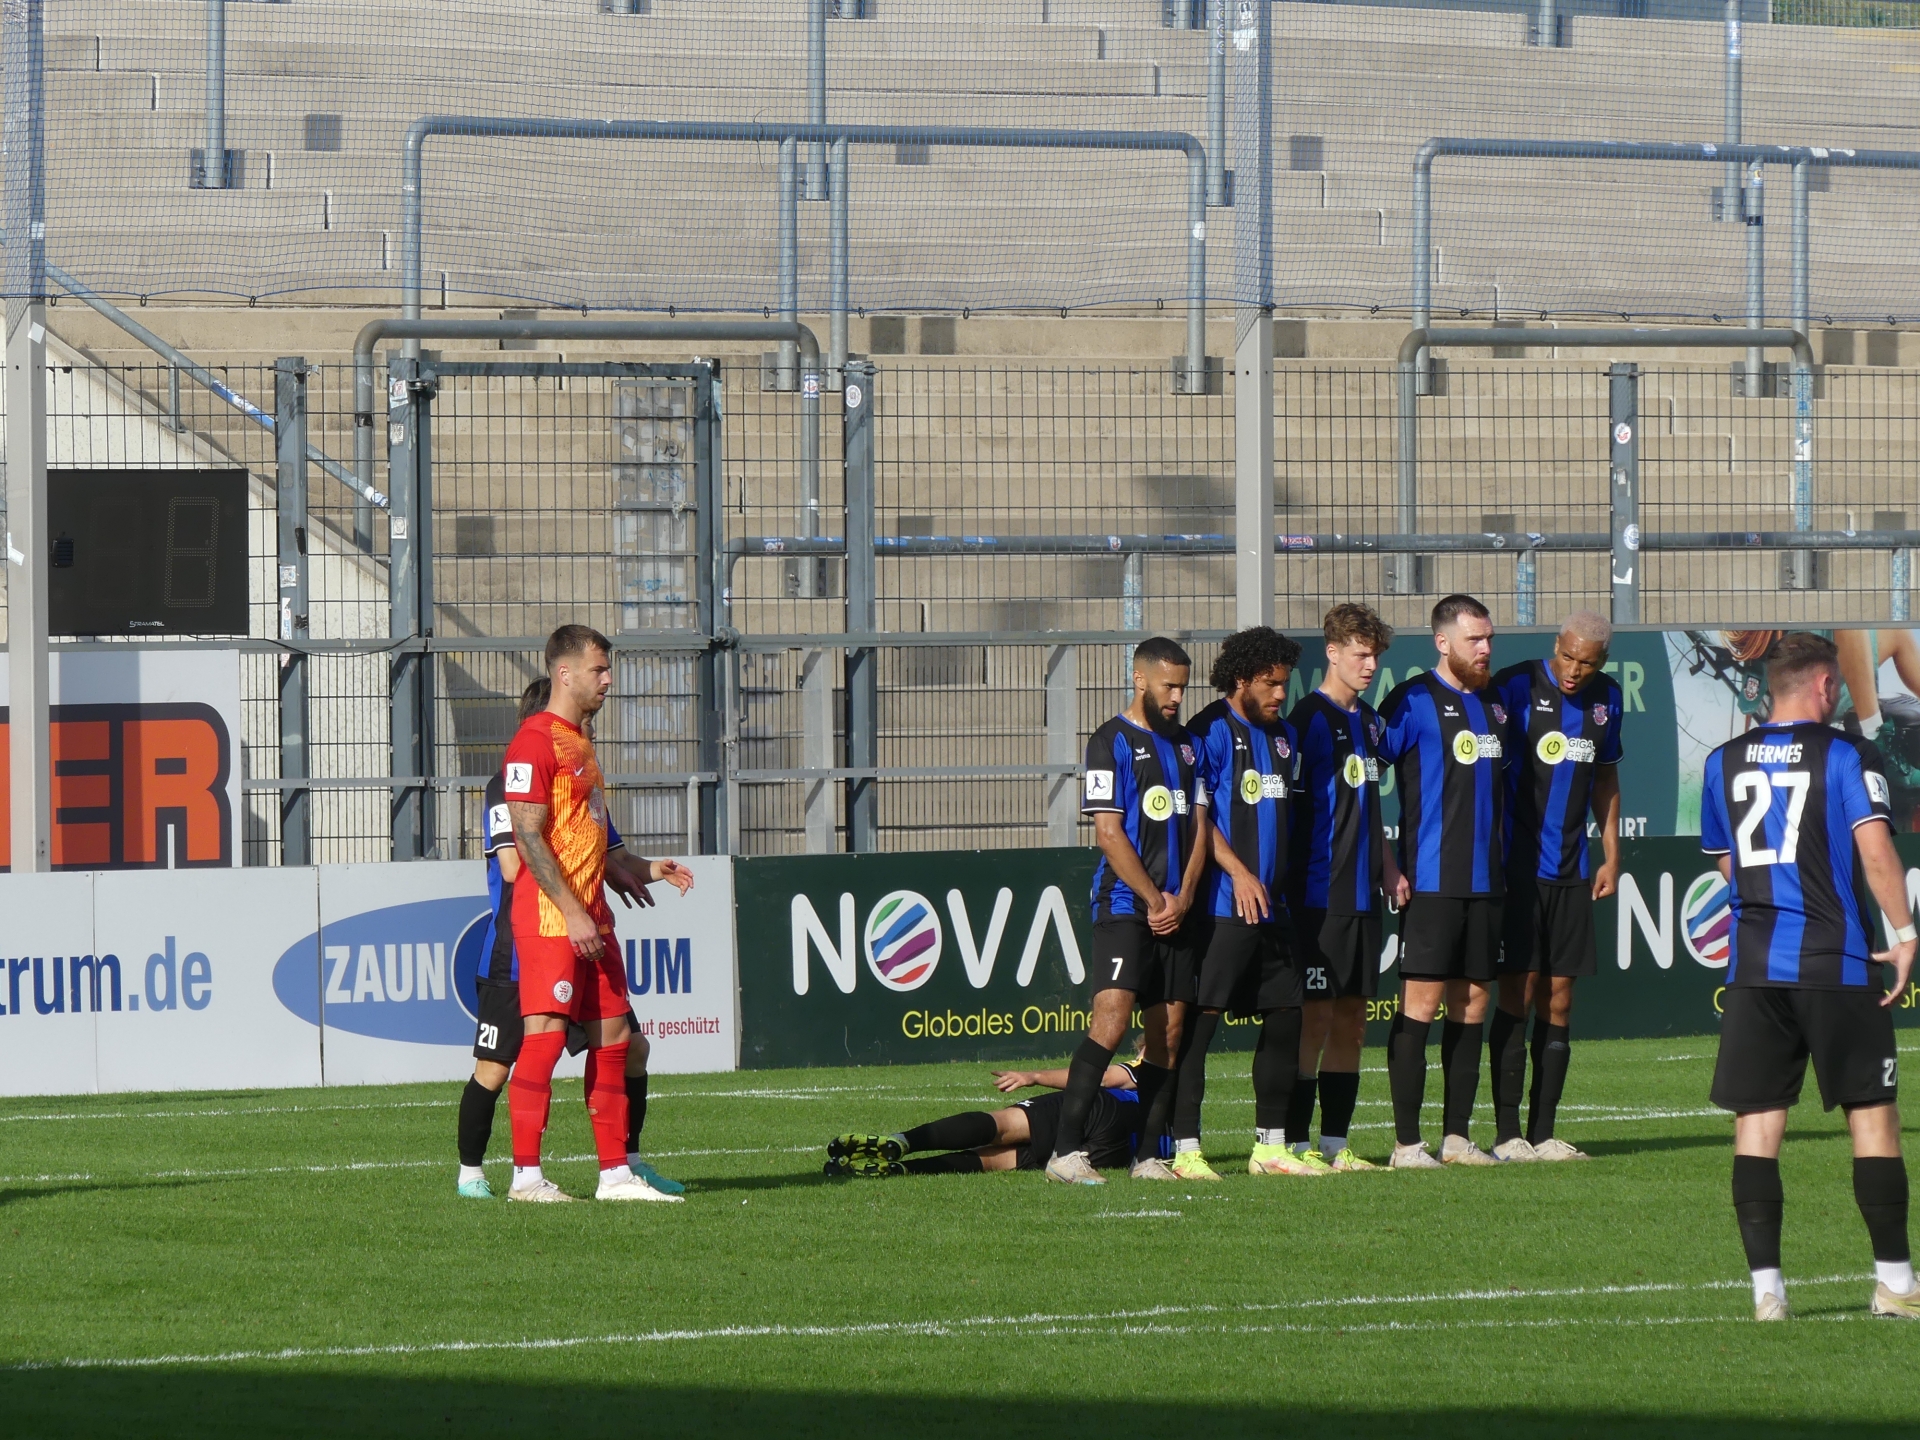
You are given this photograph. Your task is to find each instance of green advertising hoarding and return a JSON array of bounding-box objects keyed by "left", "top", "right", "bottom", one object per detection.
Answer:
[{"left": 735, "top": 839, "right": 1920, "bottom": 1069}]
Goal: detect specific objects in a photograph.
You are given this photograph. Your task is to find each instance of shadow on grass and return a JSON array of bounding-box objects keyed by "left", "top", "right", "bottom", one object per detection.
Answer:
[
  {"left": 1, "top": 1374, "right": 1915, "bottom": 1440},
  {"left": 0, "top": 1178, "right": 209, "bottom": 1208}
]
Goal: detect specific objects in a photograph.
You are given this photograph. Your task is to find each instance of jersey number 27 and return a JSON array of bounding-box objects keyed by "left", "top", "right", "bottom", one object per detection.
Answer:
[{"left": 1732, "top": 771, "right": 1810, "bottom": 867}]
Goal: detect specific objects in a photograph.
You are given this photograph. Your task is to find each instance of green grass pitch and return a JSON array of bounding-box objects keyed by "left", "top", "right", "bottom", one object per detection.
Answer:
[{"left": 3, "top": 1036, "right": 1918, "bottom": 1438}]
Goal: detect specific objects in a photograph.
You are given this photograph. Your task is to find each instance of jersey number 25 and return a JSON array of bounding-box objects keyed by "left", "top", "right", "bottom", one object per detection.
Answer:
[{"left": 1732, "top": 771, "right": 1810, "bottom": 867}]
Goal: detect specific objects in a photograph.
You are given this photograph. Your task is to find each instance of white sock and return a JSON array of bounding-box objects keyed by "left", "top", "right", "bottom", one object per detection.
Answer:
[
  {"left": 512, "top": 1165, "right": 544, "bottom": 1188},
  {"left": 1255, "top": 1127, "right": 1285, "bottom": 1148},
  {"left": 458, "top": 1164, "right": 486, "bottom": 1184},
  {"left": 1176, "top": 1137, "right": 1203, "bottom": 1154},
  {"left": 599, "top": 1163, "right": 634, "bottom": 1185},
  {"left": 1876, "top": 1259, "right": 1917, "bottom": 1293},
  {"left": 1319, "top": 1134, "right": 1346, "bottom": 1157},
  {"left": 1751, "top": 1267, "right": 1786, "bottom": 1305},
  {"left": 1861, "top": 711, "right": 1885, "bottom": 741}
]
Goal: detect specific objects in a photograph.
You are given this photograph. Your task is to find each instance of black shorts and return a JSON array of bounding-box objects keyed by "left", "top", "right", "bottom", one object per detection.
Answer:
[
  {"left": 1500, "top": 880, "right": 1597, "bottom": 978},
  {"left": 1089, "top": 916, "right": 1199, "bottom": 1008},
  {"left": 471, "top": 981, "right": 593, "bottom": 1065},
  {"left": 1398, "top": 896, "right": 1503, "bottom": 982},
  {"left": 1296, "top": 908, "right": 1382, "bottom": 1000},
  {"left": 1015, "top": 1089, "right": 1138, "bottom": 1170},
  {"left": 1711, "top": 985, "right": 1900, "bottom": 1114},
  {"left": 1191, "top": 915, "right": 1301, "bottom": 1012}
]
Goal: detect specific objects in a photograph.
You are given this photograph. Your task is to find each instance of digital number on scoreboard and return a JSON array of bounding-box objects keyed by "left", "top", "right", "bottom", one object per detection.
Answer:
[{"left": 48, "top": 468, "right": 250, "bottom": 637}]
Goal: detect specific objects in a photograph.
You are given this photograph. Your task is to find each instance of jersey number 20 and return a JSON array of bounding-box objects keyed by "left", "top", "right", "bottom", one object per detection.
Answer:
[{"left": 1732, "top": 771, "right": 1810, "bottom": 867}]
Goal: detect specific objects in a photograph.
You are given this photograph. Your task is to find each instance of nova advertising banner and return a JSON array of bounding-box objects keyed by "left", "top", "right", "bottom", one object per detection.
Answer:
[
  {"left": 276, "top": 857, "right": 739, "bottom": 1087},
  {"left": 0, "top": 867, "right": 322, "bottom": 1096},
  {"left": 734, "top": 838, "right": 1920, "bottom": 1070},
  {"left": 0, "top": 649, "right": 243, "bottom": 869},
  {"left": 735, "top": 849, "right": 1099, "bottom": 1068}
]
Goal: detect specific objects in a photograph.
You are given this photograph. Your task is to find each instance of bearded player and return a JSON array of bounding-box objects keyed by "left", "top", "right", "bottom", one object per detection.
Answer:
[{"left": 502, "top": 625, "right": 695, "bottom": 1203}]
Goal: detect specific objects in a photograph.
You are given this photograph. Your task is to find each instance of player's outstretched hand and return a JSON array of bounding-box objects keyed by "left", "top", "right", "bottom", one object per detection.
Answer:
[
  {"left": 1876, "top": 935, "right": 1918, "bottom": 1008},
  {"left": 1591, "top": 859, "right": 1621, "bottom": 901},
  {"left": 604, "top": 869, "right": 655, "bottom": 909},
  {"left": 991, "top": 1070, "right": 1034, "bottom": 1092},
  {"left": 651, "top": 858, "right": 696, "bottom": 895},
  {"left": 1232, "top": 870, "right": 1271, "bottom": 926}
]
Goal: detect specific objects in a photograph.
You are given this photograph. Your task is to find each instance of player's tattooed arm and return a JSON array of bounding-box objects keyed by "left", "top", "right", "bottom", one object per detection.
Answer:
[
  {"left": 1856, "top": 817, "right": 1919, "bottom": 1007},
  {"left": 506, "top": 800, "right": 603, "bottom": 958},
  {"left": 1590, "top": 764, "right": 1623, "bottom": 900}
]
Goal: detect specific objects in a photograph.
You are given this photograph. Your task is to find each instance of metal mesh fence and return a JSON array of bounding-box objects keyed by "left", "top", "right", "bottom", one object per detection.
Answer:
[
  {"left": 17, "top": 1, "right": 1920, "bottom": 322},
  {"left": 5, "top": 347, "right": 1917, "bottom": 863}
]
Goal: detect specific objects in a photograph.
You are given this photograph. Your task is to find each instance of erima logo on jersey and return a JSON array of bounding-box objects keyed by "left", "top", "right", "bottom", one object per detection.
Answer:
[
  {"left": 1867, "top": 770, "right": 1892, "bottom": 806},
  {"left": 1132, "top": 746, "right": 1151, "bottom": 760},
  {"left": 504, "top": 762, "right": 534, "bottom": 794},
  {"left": 1084, "top": 770, "right": 1115, "bottom": 801},
  {"left": 1745, "top": 742, "right": 1805, "bottom": 764},
  {"left": 1536, "top": 698, "right": 1555, "bottom": 712}
]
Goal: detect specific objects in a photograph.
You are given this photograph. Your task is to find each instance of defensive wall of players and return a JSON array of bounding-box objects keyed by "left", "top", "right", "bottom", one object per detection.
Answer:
[{"left": 3, "top": 835, "right": 1919, "bottom": 1098}]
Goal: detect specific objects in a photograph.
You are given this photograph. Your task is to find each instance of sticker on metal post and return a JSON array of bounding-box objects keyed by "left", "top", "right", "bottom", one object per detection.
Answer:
[
  {"left": 390, "top": 517, "right": 409, "bottom": 541},
  {"left": 845, "top": 382, "right": 864, "bottom": 409},
  {"left": 389, "top": 421, "right": 405, "bottom": 446},
  {"left": 1613, "top": 422, "right": 1633, "bottom": 447},
  {"left": 388, "top": 377, "right": 408, "bottom": 410},
  {"left": 1623, "top": 523, "right": 1641, "bottom": 553},
  {"left": 803, "top": 373, "right": 821, "bottom": 398}
]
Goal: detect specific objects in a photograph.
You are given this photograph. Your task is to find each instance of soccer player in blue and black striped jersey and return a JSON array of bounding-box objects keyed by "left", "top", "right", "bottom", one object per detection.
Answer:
[
  {"left": 1167, "top": 626, "right": 1319, "bottom": 1180},
  {"left": 1376, "top": 594, "right": 1508, "bottom": 1169},
  {"left": 1282, "top": 603, "right": 1407, "bottom": 1171},
  {"left": 1049, "top": 636, "right": 1210, "bottom": 1186},
  {"left": 1701, "top": 632, "right": 1920, "bottom": 1321},
  {"left": 1485, "top": 610, "right": 1625, "bottom": 1163}
]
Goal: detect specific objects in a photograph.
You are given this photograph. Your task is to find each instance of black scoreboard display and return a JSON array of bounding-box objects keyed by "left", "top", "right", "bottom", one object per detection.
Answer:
[{"left": 49, "top": 468, "right": 250, "bottom": 636}]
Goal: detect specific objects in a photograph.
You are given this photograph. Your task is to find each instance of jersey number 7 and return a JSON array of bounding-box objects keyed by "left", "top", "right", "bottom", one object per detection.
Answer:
[{"left": 1732, "top": 770, "right": 1810, "bottom": 867}]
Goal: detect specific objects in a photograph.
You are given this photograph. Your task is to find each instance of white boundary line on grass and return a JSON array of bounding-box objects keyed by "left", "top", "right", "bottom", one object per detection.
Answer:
[
  {"left": 0, "top": 1146, "right": 818, "bottom": 1188},
  {"left": 7, "top": 1274, "right": 1870, "bottom": 1371}
]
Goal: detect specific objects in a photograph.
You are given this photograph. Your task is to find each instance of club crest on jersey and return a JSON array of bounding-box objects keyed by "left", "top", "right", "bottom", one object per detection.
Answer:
[
  {"left": 1274, "top": 737, "right": 1291, "bottom": 760},
  {"left": 1592, "top": 703, "right": 1610, "bottom": 728},
  {"left": 552, "top": 979, "right": 574, "bottom": 1004},
  {"left": 1141, "top": 785, "right": 1176, "bottom": 821},
  {"left": 1368, "top": 718, "right": 1383, "bottom": 743},
  {"left": 1179, "top": 744, "right": 1195, "bottom": 765},
  {"left": 1490, "top": 703, "right": 1507, "bottom": 725},
  {"left": 1342, "top": 753, "right": 1367, "bottom": 788}
]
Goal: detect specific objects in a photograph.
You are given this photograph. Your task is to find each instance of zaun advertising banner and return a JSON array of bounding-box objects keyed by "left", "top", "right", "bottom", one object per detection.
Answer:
[{"left": 733, "top": 838, "right": 1920, "bottom": 1070}]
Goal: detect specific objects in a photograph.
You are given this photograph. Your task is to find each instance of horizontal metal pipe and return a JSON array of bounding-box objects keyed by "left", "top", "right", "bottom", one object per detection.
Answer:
[
  {"left": 1417, "top": 137, "right": 1920, "bottom": 172},
  {"left": 1399, "top": 325, "right": 1814, "bottom": 370},
  {"left": 730, "top": 526, "right": 1920, "bottom": 558}
]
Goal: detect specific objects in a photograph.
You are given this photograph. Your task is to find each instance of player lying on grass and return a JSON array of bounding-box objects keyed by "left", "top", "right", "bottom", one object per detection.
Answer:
[
  {"left": 1701, "top": 631, "right": 1920, "bottom": 1321},
  {"left": 502, "top": 625, "right": 695, "bottom": 1204},
  {"left": 825, "top": 1060, "right": 1169, "bottom": 1177},
  {"left": 455, "top": 677, "right": 688, "bottom": 1200}
]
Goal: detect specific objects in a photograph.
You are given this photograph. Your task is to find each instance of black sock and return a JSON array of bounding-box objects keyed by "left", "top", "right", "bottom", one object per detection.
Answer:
[
  {"left": 1132, "top": 1061, "right": 1177, "bottom": 1161},
  {"left": 625, "top": 1072, "right": 649, "bottom": 1153},
  {"left": 1254, "top": 1008, "right": 1304, "bottom": 1134},
  {"left": 1284, "top": 1072, "right": 1318, "bottom": 1145},
  {"left": 902, "top": 1111, "right": 999, "bottom": 1154},
  {"left": 1732, "top": 1154, "right": 1784, "bottom": 1272},
  {"left": 1854, "top": 1155, "right": 1912, "bottom": 1263},
  {"left": 1527, "top": 1024, "right": 1572, "bottom": 1145},
  {"left": 1172, "top": 1011, "right": 1221, "bottom": 1142},
  {"left": 457, "top": 1077, "right": 502, "bottom": 1168},
  {"left": 1440, "top": 1018, "right": 1483, "bottom": 1140},
  {"left": 1318, "top": 1070, "right": 1361, "bottom": 1144},
  {"left": 1052, "top": 1037, "right": 1117, "bottom": 1158},
  {"left": 1488, "top": 1007, "right": 1526, "bottom": 1144},
  {"left": 903, "top": 1151, "right": 986, "bottom": 1175},
  {"left": 1387, "top": 1014, "right": 1432, "bottom": 1146}
]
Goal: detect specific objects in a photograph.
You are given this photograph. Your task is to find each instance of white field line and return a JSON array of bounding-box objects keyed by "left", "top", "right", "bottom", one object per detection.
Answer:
[
  {"left": 0, "top": 1146, "right": 816, "bottom": 1188},
  {"left": 6, "top": 1274, "right": 1870, "bottom": 1372}
]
